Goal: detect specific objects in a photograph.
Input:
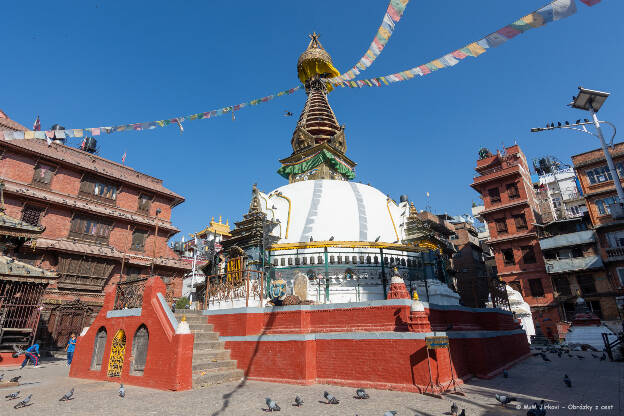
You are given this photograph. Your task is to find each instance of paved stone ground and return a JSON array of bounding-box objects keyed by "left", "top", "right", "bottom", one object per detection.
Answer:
[{"left": 0, "top": 350, "right": 622, "bottom": 416}]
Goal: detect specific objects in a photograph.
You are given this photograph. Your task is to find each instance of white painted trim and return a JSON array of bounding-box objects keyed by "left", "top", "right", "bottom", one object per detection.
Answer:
[{"left": 106, "top": 308, "right": 142, "bottom": 318}]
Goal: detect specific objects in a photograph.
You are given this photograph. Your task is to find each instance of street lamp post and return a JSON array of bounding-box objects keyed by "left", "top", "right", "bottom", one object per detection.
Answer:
[{"left": 531, "top": 87, "right": 624, "bottom": 206}]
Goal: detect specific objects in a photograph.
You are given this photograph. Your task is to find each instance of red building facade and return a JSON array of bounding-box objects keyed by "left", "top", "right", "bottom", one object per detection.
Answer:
[
  {"left": 0, "top": 110, "right": 191, "bottom": 348},
  {"left": 471, "top": 145, "right": 559, "bottom": 339}
]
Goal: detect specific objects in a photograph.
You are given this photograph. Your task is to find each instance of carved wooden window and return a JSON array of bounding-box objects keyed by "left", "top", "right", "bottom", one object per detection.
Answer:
[
  {"left": 513, "top": 213, "right": 528, "bottom": 230},
  {"left": 21, "top": 204, "right": 44, "bottom": 226},
  {"left": 32, "top": 162, "right": 55, "bottom": 187},
  {"left": 137, "top": 194, "right": 153, "bottom": 215},
  {"left": 69, "top": 214, "right": 112, "bottom": 244},
  {"left": 131, "top": 325, "right": 149, "bottom": 376},
  {"left": 57, "top": 254, "right": 116, "bottom": 291},
  {"left": 90, "top": 327, "right": 107, "bottom": 371},
  {"left": 79, "top": 175, "right": 118, "bottom": 203},
  {"left": 131, "top": 229, "right": 148, "bottom": 252},
  {"left": 488, "top": 187, "right": 501, "bottom": 203},
  {"left": 125, "top": 267, "right": 142, "bottom": 282},
  {"left": 494, "top": 218, "right": 508, "bottom": 234},
  {"left": 506, "top": 183, "right": 520, "bottom": 199}
]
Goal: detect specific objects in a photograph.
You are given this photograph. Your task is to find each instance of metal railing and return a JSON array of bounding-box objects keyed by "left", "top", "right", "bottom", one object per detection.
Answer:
[
  {"left": 0, "top": 281, "right": 46, "bottom": 349},
  {"left": 202, "top": 269, "right": 264, "bottom": 310},
  {"left": 606, "top": 247, "right": 624, "bottom": 258},
  {"left": 114, "top": 278, "right": 148, "bottom": 310}
]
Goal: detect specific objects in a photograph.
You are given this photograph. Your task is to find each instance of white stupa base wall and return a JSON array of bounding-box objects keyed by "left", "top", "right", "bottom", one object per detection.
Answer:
[{"left": 413, "top": 280, "right": 460, "bottom": 305}]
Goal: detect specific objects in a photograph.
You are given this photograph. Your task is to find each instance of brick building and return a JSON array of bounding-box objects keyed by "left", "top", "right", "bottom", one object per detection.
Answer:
[
  {"left": 471, "top": 145, "right": 559, "bottom": 339},
  {"left": 571, "top": 143, "right": 624, "bottom": 322},
  {"left": 0, "top": 110, "right": 191, "bottom": 348}
]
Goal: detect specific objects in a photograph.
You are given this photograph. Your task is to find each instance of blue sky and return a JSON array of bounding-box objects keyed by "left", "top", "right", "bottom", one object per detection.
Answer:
[{"left": 3, "top": 1, "right": 623, "bottom": 240}]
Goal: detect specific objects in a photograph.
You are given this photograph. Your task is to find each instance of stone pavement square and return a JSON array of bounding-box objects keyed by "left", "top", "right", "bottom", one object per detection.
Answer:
[{"left": 0, "top": 350, "right": 622, "bottom": 416}]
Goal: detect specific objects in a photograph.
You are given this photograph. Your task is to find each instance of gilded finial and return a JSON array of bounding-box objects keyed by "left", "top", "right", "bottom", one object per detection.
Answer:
[
  {"left": 413, "top": 291, "right": 419, "bottom": 301},
  {"left": 181, "top": 315, "right": 186, "bottom": 322},
  {"left": 219, "top": 215, "right": 222, "bottom": 223}
]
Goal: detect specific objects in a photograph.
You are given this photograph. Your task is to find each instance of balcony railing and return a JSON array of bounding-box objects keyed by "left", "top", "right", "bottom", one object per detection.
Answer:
[
  {"left": 475, "top": 160, "right": 520, "bottom": 178},
  {"left": 114, "top": 278, "right": 147, "bottom": 310},
  {"left": 606, "top": 247, "right": 624, "bottom": 259}
]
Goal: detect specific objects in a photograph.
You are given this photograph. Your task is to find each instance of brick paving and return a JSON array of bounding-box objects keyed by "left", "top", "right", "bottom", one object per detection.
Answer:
[{"left": 0, "top": 348, "right": 622, "bottom": 416}]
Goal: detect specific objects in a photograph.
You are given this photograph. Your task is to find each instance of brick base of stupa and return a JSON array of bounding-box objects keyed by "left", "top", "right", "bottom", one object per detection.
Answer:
[{"left": 202, "top": 298, "right": 530, "bottom": 393}]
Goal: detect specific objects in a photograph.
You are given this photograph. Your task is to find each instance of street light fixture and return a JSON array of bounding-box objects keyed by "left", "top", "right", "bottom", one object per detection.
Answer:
[{"left": 531, "top": 86, "right": 624, "bottom": 209}]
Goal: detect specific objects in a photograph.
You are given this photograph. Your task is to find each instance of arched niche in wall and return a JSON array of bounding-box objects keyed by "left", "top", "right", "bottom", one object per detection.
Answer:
[
  {"left": 90, "top": 327, "right": 107, "bottom": 371},
  {"left": 130, "top": 324, "right": 149, "bottom": 376}
]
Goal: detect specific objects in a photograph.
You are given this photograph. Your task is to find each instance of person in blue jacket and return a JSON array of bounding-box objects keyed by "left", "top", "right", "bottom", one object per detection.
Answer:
[
  {"left": 65, "top": 333, "right": 77, "bottom": 366},
  {"left": 20, "top": 342, "right": 40, "bottom": 369}
]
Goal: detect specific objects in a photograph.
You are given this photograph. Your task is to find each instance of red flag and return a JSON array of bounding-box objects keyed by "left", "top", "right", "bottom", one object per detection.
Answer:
[
  {"left": 122, "top": 151, "right": 127, "bottom": 164},
  {"left": 33, "top": 116, "right": 41, "bottom": 131}
]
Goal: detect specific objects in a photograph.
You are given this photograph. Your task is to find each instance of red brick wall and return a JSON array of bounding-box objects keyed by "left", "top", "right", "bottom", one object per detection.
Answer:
[{"left": 69, "top": 277, "right": 193, "bottom": 390}]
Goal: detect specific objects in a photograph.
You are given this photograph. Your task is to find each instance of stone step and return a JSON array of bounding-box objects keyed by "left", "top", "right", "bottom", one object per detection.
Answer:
[
  {"left": 188, "top": 323, "right": 214, "bottom": 332},
  {"left": 193, "top": 349, "right": 230, "bottom": 361},
  {"left": 192, "top": 359, "right": 236, "bottom": 371},
  {"left": 193, "top": 368, "right": 244, "bottom": 387},
  {"left": 193, "top": 332, "right": 219, "bottom": 342},
  {"left": 191, "top": 340, "right": 225, "bottom": 351},
  {"left": 174, "top": 310, "right": 203, "bottom": 315},
  {"left": 174, "top": 315, "right": 205, "bottom": 322}
]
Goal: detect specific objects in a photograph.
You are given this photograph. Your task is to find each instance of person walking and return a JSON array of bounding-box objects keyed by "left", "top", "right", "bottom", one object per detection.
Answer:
[
  {"left": 65, "top": 333, "right": 77, "bottom": 366},
  {"left": 20, "top": 342, "right": 40, "bottom": 369}
]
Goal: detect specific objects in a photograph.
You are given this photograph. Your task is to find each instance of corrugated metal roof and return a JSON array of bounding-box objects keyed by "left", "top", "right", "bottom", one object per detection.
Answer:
[
  {"left": 545, "top": 255, "right": 603, "bottom": 274},
  {"left": 539, "top": 230, "right": 596, "bottom": 250}
]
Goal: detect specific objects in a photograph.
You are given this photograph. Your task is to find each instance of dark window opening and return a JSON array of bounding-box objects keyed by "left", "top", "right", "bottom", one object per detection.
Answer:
[
  {"left": 521, "top": 245, "right": 536, "bottom": 264},
  {"left": 138, "top": 194, "right": 153, "bottom": 215},
  {"left": 554, "top": 276, "right": 571, "bottom": 296},
  {"left": 68, "top": 215, "right": 112, "bottom": 244},
  {"left": 502, "top": 249, "right": 515, "bottom": 265},
  {"left": 577, "top": 275, "right": 596, "bottom": 295},
  {"left": 495, "top": 218, "right": 508, "bottom": 234},
  {"left": 571, "top": 247, "right": 584, "bottom": 258},
  {"left": 528, "top": 278, "right": 545, "bottom": 297},
  {"left": 488, "top": 187, "right": 501, "bottom": 203}
]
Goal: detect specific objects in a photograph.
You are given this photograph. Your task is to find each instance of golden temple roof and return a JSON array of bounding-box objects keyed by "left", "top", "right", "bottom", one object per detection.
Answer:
[{"left": 194, "top": 216, "right": 231, "bottom": 238}]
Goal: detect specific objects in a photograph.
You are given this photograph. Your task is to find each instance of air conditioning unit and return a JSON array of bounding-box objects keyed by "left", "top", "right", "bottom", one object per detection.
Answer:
[{"left": 609, "top": 202, "right": 624, "bottom": 220}]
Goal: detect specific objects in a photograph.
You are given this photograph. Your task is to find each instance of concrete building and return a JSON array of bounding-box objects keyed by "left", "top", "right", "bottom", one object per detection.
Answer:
[
  {"left": 571, "top": 143, "right": 624, "bottom": 324},
  {"left": 0, "top": 110, "right": 191, "bottom": 348},
  {"left": 471, "top": 145, "right": 559, "bottom": 340}
]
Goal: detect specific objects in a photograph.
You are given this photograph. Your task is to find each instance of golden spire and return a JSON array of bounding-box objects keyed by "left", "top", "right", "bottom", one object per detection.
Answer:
[{"left": 297, "top": 33, "right": 340, "bottom": 85}]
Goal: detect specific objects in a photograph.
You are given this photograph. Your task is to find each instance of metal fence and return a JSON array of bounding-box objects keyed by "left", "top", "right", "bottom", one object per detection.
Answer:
[
  {"left": 114, "top": 278, "right": 148, "bottom": 310},
  {"left": 202, "top": 269, "right": 264, "bottom": 309},
  {"left": 0, "top": 281, "right": 46, "bottom": 349}
]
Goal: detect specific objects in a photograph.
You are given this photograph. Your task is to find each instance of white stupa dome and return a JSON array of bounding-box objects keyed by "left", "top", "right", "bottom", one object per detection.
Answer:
[{"left": 257, "top": 179, "right": 409, "bottom": 244}]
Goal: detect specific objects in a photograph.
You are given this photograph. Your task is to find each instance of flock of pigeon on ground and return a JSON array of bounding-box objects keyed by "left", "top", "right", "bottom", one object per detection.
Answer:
[{"left": 0, "top": 345, "right": 609, "bottom": 415}]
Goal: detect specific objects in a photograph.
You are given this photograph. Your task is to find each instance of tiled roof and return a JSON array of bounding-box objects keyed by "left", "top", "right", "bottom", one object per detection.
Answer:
[
  {"left": 29, "top": 238, "right": 192, "bottom": 271},
  {"left": 0, "top": 211, "right": 45, "bottom": 237},
  {"left": 0, "top": 255, "right": 56, "bottom": 281},
  {"left": 1, "top": 138, "right": 184, "bottom": 204},
  {"left": 0, "top": 110, "right": 27, "bottom": 132},
  {"left": 3, "top": 179, "right": 180, "bottom": 233}
]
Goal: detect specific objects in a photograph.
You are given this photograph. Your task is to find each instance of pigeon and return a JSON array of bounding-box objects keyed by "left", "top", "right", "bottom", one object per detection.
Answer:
[
  {"left": 119, "top": 384, "right": 125, "bottom": 398},
  {"left": 59, "top": 387, "right": 74, "bottom": 401},
  {"left": 576, "top": 355, "right": 584, "bottom": 360},
  {"left": 451, "top": 402, "right": 458, "bottom": 415},
  {"left": 9, "top": 376, "right": 21, "bottom": 383},
  {"left": 265, "top": 397, "right": 280, "bottom": 411},
  {"left": 503, "top": 370, "right": 509, "bottom": 378},
  {"left": 384, "top": 412, "right": 397, "bottom": 416},
  {"left": 355, "top": 388, "right": 369, "bottom": 399},
  {"left": 459, "top": 410, "right": 466, "bottom": 416},
  {"left": 541, "top": 354, "right": 551, "bottom": 362},
  {"left": 600, "top": 353, "right": 606, "bottom": 361},
  {"left": 557, "top": 352, "right": 562, "bottom": 358},
  {"left": 564, "top": 374, "right": 571, "bottom": 388},
  {"left": 294, "top": 396, "right": 303, "bottom": 407},
  {"left": 13, "top": 394, "right": 32, "bottom": 409},
  {"left": 324, "top": 391, "right": 339, "bottom": 404},
  {"left": 495, "top": 394, "right": 517, "bottom": 406},
  {"left": 0, "top": 373, "right": 3, "bottom": 381},
  {"left": 284, "top": 111, "right": 293, "bottom": 117},
  {"left": 5, "top": 390, "right": 20, "bottom": 399},
  {"left": 591, "top": 353, "right": 599, "bottom": 359}
]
